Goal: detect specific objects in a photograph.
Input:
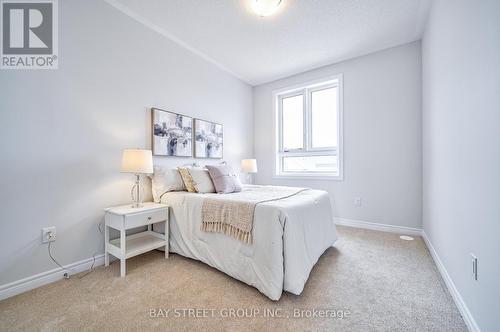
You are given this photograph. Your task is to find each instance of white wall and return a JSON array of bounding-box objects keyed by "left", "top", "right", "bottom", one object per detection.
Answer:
[
  {"left": 253, "top": 42, "right": 422, "bottom": 228},
  {"left": 422, "top": 0, "right": 500, "bottom": 330},
  {"left": 0, "top": 0, "right": 252, "bottom": 286}
]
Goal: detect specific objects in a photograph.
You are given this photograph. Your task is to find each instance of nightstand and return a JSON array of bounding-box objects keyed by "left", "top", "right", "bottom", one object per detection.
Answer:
[{"left": 104, "top": 202, "right": 169, "bottom": 277}]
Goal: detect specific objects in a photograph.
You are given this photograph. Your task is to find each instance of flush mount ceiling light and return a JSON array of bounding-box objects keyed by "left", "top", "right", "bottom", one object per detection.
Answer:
[{"left": 251, "top": 0, "right": 283, "bottom": 17}]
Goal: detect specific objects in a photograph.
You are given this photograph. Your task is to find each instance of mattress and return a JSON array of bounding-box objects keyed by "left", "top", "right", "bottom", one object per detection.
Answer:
[{"left": 154, "top": 185, "right": 337, "bottom": 300}]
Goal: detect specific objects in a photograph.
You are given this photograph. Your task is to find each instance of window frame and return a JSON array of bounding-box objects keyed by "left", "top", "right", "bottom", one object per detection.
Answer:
[{"left": 273, "top": 74, "right": 344, "bottom": 180}]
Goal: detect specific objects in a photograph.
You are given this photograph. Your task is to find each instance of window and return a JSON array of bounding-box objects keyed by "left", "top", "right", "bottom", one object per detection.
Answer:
[{"left": 275, "top": 75, "right": 343, "bottom": 179}]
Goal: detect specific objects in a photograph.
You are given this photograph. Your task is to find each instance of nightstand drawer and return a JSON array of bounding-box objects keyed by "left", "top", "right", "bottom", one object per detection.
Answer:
[{"left": 124, "top": 208, "right": 167, "bottom": 229}]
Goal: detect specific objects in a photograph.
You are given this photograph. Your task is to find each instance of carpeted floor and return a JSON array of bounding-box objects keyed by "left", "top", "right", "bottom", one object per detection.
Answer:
[{"left": 0, "top": 226, "right": 467, "bottom": 331}]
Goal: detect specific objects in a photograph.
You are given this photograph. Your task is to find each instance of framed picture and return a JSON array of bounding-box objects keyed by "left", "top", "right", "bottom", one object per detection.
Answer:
[
  {"left": 194, "top": 119, "right": 223, "bottom": 159},
  {"left": 152, "top": 108, "right": 193, "bottom": 157}
]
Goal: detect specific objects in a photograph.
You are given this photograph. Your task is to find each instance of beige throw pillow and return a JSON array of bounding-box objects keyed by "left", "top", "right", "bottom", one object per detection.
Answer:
[{"left": 178, "top": 167, "right": 197, "bottom": 193}]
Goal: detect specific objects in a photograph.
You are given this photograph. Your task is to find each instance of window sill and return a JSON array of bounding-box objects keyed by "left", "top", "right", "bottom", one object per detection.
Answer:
[{"left": 273, "top": 174, "right": 343, "bottom": 181}]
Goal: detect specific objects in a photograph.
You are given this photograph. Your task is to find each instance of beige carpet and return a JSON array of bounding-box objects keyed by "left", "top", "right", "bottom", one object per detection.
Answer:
[{"left": 0, "top": 226, "right": 467, "bottom": 331}]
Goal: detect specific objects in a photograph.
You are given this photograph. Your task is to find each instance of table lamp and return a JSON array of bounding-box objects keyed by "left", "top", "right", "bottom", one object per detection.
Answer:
[
  {"left": 241, "top": 159, "right": 258, "bottom": 184},
  {"left": 121, "top": 149, "right": 153, "bottom": 208}
]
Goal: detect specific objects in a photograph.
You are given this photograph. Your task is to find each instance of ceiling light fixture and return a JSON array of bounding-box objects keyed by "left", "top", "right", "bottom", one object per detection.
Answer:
[{"left": 251, "top": 0, "right": 283, "bottom": 17}]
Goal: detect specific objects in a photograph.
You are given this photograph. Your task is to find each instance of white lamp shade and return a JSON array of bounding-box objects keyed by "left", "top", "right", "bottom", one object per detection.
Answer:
[
  {"left": 241, "top": 159, "right": 258, "bottom": 173},
  {"left": 121, "top": 149, "right": 153, "bottom": 174}
]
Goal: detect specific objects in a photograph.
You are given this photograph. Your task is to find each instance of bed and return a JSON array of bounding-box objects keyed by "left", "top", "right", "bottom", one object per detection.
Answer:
[{"left": 153, "top": 185, "right": 337, "bottom": 300}]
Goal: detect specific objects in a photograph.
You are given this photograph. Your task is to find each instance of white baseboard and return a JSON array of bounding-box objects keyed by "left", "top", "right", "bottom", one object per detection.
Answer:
[
  {"left": 334, "top": 217, "right": 422, "bottom": 236},
  {"left": 335, "top": 217, "right": 479, "bottom": 331},
  {"left": 421, "top": 231, "right": 480, "bottom": 332},
  {"left": 0, "top": 254, "right": 105, "bottom": 301}
]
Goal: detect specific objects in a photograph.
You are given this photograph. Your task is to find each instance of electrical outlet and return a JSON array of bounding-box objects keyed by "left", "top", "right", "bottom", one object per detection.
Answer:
[
  {"left": 471, "top": 254, "right": 478, "bottom": 281},
  {"left": 354, "top": 197, "right": 362, "bottom": 207},
  {"left": 42, "top": 226, "right": 56, "bottom": 243}
]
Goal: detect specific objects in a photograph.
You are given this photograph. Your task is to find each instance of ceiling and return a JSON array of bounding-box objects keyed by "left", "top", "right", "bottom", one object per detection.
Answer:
[{"left": 107, "top": 0, "right": 431, "bottom": 86}]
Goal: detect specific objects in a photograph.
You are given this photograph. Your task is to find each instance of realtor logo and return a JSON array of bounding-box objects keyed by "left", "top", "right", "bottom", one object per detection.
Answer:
[{"left": 1, "top": 0, "right": 58, "bottom": 69}]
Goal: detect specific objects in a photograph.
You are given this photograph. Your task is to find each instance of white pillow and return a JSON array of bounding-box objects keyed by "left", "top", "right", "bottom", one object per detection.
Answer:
[
  {"left": 150, "top": 166, "right": 186, "bottom": 202},
  {"left": 188, "top": 167, "right": 215, "bottom": 193}
]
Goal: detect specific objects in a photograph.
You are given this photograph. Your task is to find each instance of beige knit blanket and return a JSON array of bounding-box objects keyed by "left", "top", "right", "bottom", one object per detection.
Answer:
[{"left": 201, "top": 186, "right": 309, "bottom": 244}]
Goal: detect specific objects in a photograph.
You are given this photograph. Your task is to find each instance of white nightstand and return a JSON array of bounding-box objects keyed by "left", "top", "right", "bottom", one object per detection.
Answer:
[{"left": 104, "top": 202, "right": 169, "bottom": 277}]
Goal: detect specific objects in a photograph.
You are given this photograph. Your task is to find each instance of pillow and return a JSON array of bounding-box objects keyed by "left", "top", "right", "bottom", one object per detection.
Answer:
[
  {"left": 178, "top": 167, "right": 197, "bottom": 193},
  {"left": 187, "top": 167, "right": 216, "bottom": 193},
  {"left": 150, "top": 166, "right": 186, "bottom": 202},
  {"left": 178, "top": 167, "right": 216, "bottom": 193},
  {"left": 205, "top": 164, "right": 242, "bottom": 194}
]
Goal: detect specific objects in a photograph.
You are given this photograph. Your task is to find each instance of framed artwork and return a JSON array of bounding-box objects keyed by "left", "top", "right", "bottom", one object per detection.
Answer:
[
  {"left": 194, "top": 118, "right": 223, "bottom": 159},
  {"left": 152, "top": 108, "right": 193, "bottom": 157}
]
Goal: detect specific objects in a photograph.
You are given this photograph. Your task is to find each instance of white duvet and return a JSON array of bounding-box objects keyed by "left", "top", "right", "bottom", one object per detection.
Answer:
[{"left": 155, "top": 185, "right": 337, "bottom": 300}]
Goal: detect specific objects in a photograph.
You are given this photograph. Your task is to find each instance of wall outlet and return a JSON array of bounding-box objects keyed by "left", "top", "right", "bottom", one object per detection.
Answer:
[
  {"left": 471, "top": 254, "right": 478, "bottom": 281},
  {"left": 42, "top": 226, "right": 56, "bottom": 243},
  {"left": 354, "top": 197, "right": 362, "bottom": 207}
]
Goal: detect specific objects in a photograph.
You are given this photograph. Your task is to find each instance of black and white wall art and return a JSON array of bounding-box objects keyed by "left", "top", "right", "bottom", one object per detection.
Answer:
[
  {"left": 152, "top": 108, "right": 193, "bottom": 157},
  {"left": 194, "top": 119, "right": 223, "bottom": 159}
]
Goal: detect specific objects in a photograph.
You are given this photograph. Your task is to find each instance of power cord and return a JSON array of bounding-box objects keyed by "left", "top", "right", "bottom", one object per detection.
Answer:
[
  {"left": 47, "top": 222, "right": 104, "bottom": 279},
  {"left": 77, "top": 252, "right": 97, "bottom": 279},
  {"left": 48, "top": 240, "right": 74, "bottom": 278},
  {"left": 77, "top": 222, "right": 103, "bottom": 279}
]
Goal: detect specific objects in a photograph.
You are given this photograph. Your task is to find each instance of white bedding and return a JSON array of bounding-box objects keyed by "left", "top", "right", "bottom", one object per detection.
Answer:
[{"left": 154, "top": 185, "right": 337, "bottom": 300}]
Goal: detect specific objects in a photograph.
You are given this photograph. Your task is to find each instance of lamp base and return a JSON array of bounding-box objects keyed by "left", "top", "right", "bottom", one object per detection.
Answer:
[
  {"left": 246, "top": 173, "right": 253, "bottom": 184},
  {"left": 131, "top": 203, "right": 144, "bottom": 209},
  {"left": 130, "top": 174, "right": 144, "bottom": 208}
]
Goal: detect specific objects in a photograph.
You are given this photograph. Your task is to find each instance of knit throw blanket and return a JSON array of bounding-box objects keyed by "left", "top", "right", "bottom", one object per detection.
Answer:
[{"left": 201, "top": 186, "right": 309, "bottom": 244}]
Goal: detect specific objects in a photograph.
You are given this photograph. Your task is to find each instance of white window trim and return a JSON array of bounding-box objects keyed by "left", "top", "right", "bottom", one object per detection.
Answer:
[{"left": 273, "top": 74, "right": 344, "bottom": 181}]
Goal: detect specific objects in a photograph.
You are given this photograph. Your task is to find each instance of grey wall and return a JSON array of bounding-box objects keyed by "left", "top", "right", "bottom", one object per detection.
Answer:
[
  {"left": 0, "top": 0, "right": 252, "bottom": 286},
  {"left": 253, "top": 42, "right": 422, "bottom": 228},
  {"left": 422, "top": 0, "right": 500, "bottom": 330}
]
